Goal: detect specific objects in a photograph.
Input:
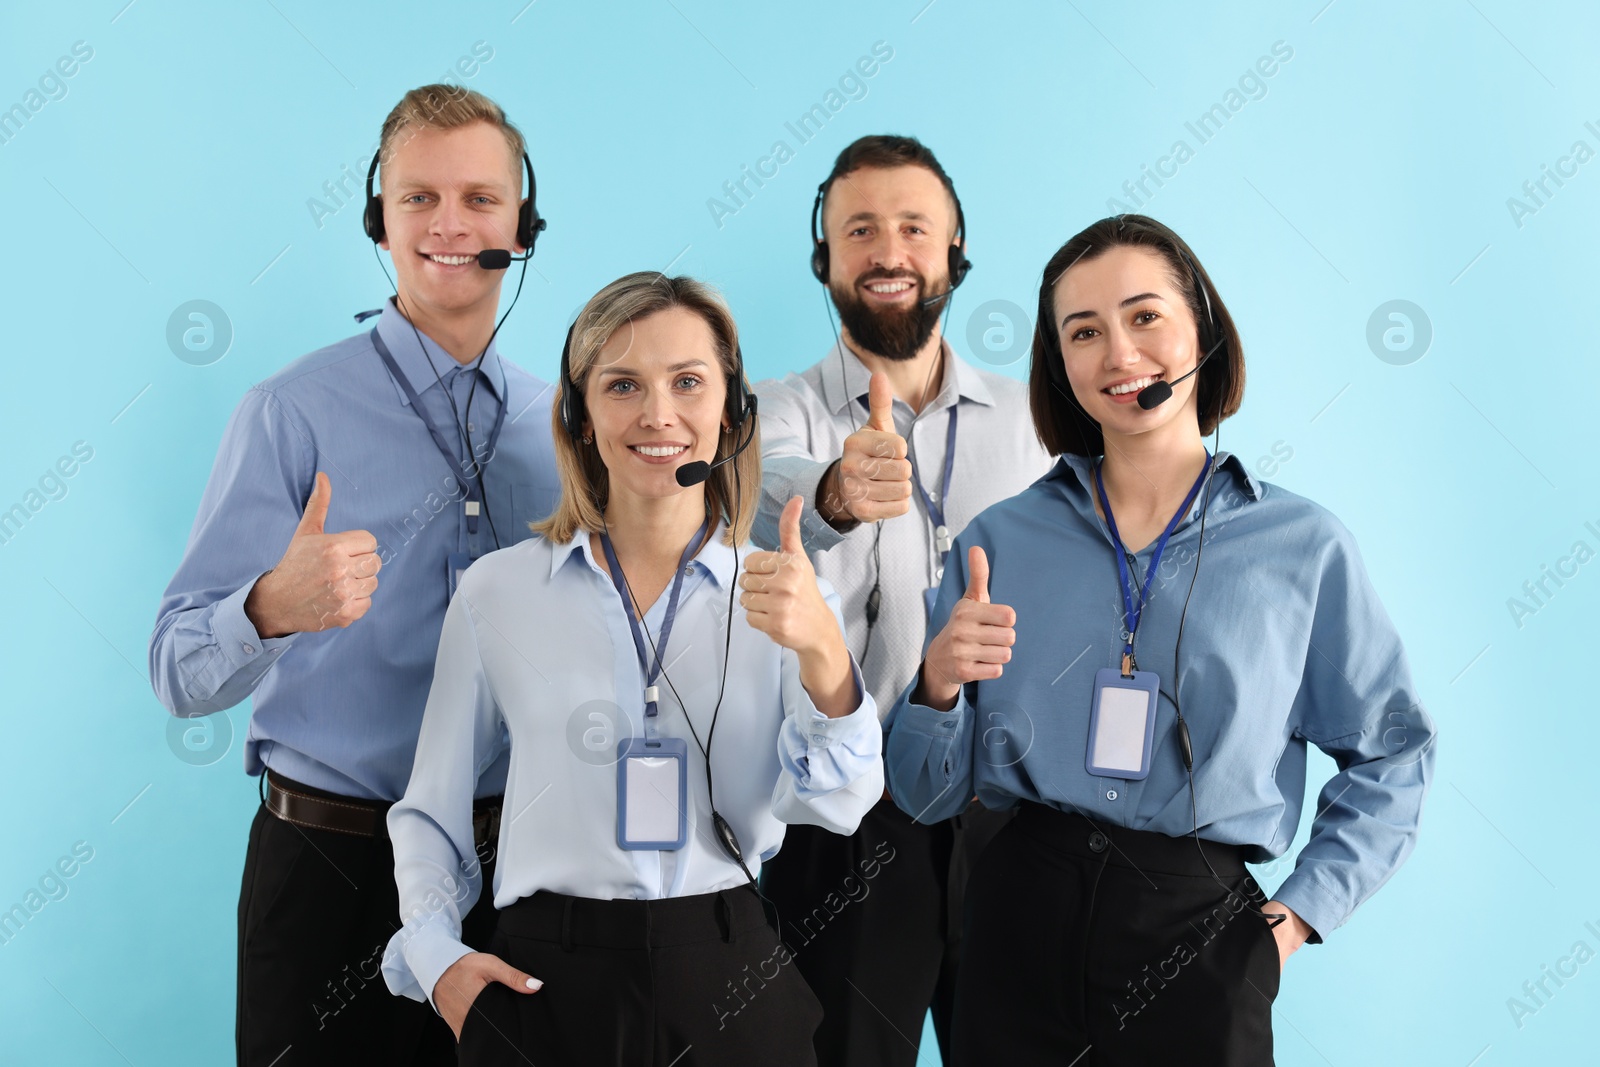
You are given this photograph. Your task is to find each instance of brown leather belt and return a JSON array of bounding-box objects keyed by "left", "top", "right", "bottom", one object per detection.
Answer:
[{"left": 265, "top": 770, "right": 502, "bottom": 849}]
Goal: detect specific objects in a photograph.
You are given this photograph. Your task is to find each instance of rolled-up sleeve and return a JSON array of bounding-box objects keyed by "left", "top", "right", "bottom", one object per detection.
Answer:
[
  {"left": 772, "top": 578, "right": 882, "bottom": 833},
  {"left": 1271, "top": 522, "right": 1438, "bottom": 941},
  {"left": 752, "top": 376, "right": 848, "bottom": 555},
  {"left": 382, "top": 588, "right": 508, "bottom": 1006},
  {"left": 148, "top": 387, "right": 310, "bottom": 716}
]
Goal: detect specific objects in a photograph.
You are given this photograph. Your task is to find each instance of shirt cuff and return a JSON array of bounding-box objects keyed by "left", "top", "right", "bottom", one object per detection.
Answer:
[
  {"left": 786, "top": 460, "right": 850, "bottom": 553},
  {"left": 209, "top": 576, "right": 297, "bottom": 675},
  {"left": 890, "top": 685, "right": 974, "bottom": 738},
  {"left": 1268, "top": 870, "right": 1338, "bottom": 944},
  {"left": 798, "top": 658, "right": 877, "bottom": 744},
  {"left": 383, "top": 918, "right": 475, "bottom": 1008}
]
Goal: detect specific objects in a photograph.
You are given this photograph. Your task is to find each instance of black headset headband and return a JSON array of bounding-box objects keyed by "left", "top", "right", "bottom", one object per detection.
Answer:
[
  {"left": 1044, "top": 246, "right": 1218, "bottom": 390},
  {"left": 809, "top": 170, "right": 971, "bottom": 289},
  {"left": 362, "top": 144, "right": 546, "bottom": 254},
  {"left": 557, "top": 305, "right": 753, "bottom": 442}
]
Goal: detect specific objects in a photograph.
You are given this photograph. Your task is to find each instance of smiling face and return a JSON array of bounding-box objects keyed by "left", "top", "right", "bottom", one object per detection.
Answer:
[
  {"left": 821, "top": 164, "right": 958, "bottom": 360},
  {"left": 582, "top": 306, "right": 730, "bottom": 505},
  {"left": 1052, "top": 244, "right": 1204, "bottom": 442},
  {"left": 377, "top": 120, "right": 524, "bottom": 323}
]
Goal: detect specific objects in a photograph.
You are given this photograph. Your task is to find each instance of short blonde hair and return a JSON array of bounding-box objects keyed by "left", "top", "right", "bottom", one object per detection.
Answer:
[
  {"left": 533, "top": 273, "right": 761, "bottom": 546},
  {"left": 378, "top": 84, "right": 525, "bottom": 183}
]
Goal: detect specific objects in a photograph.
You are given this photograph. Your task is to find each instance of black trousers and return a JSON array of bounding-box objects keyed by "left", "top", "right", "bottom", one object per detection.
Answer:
[
  {"left": 759, "top": 796, "right": 1013, "bottom": 1067},
  {"left": 235, "top": 777, "right": 499, "bottom": 1066},
  {"left": 952, "top": 803, "right": 1280, "bottom": 1067},
  {"left": 457, "top": 885, "right": 823, "bottom": 1066}
]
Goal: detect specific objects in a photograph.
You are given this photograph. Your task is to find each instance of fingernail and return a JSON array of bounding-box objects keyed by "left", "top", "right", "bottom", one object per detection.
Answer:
[{"left": 525, "top": 977, "right": 543, "bottom": 991}]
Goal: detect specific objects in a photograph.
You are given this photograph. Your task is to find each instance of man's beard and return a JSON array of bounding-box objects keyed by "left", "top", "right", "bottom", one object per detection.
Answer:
[{"left": 830, "top": 269, "right": 947, "bottom": 362}]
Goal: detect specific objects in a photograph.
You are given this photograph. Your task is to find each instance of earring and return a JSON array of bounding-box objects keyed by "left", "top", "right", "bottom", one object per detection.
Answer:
[{"left": 581, "top": 435, "right": 592, "bottom": 445}]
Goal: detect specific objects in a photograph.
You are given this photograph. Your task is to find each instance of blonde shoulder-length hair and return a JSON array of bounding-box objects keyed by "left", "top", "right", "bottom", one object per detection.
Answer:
[{"left": 531, "top": 272, "right": 761, "bottom": 546}]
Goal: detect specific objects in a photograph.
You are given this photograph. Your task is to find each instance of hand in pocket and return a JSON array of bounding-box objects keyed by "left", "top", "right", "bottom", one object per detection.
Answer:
[{"left": 433, "top": 951, "right": 543, "bottom": 1041}]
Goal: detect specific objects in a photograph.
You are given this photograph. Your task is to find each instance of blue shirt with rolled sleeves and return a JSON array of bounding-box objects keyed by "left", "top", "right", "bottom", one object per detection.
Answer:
[
  {"left": 884, "top": 452, "right": 1437, "bottom": 941},
  {"left": 147, "top": 298, "right": 561, "bottom": 801}
]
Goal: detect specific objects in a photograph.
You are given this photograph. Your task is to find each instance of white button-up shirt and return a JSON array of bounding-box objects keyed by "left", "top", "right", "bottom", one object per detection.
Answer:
[
  {"left": 754, "top": 341, "right": 1056, "bottom": 717},
  {"left": 382, "top": 524, "right": 882, "bottom": 1005}
]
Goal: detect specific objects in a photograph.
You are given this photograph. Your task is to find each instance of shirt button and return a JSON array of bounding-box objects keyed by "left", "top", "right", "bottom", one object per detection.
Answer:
[
  {"left": 242, "top": 643, "right": 255, "bottom": 655},
  {"left": 468, "top": 422, "right": 476, "bottom": 432},
  {"left": 1106, "top": 789, "right": 1118, "bottom": 801},
  {"left": 1088, "top": 831, "right": 1108, "bottom": 853},
  {"left": 813, "top": 734, "right": 827, "bottom": 743}
]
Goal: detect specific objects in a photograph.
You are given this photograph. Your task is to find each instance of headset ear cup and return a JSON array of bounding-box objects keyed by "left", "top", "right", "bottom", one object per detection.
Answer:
[
  {"left": 364, "top": 196, "right": 384, "bottom": 243},
  {"left": 517, "top": 202, "right": 535, "bottom": 252},
  {"left": 726, "top": 346, "right": 751, "bottom": 431},
  {"left": 516, "top": 152, "right": 544, "bottom": 255},
  {"left": 558, "top": 323, "right": 581, "bottom": 438},
  {"left": 810, "top": 242, "right": 829, "bottom": 285},
  {"left": 948, "top": 244, "right": 971, "bottom": 290}
]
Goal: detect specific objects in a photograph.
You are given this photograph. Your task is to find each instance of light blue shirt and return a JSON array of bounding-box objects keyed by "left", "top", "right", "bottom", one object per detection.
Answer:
[
  {"left": 148, "top": 299, "right": 561, "bottom": 800},
  {"left": 381, "top": 526, "right": 884, "bottom": 1006},
  {"left": 753, "top": 341, "right": 1055, "bottom": 715},
  {"left": 885, "top": 453, "right": 1437, "bottom": 940}
]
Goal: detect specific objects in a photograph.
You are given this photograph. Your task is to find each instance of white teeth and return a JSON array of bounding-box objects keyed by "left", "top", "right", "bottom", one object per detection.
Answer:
[
  {"left": 632, "top": 445, "right": 687, "bottom": 457},
  {"left": 428, "top": 254, "right": 473, "bottom": 266},
  {"left": 1107, "top": 376, "right": 1157, "bottom": 396},
  {"left": 866, "top": 281, "right": 912, "bottom": 293}
]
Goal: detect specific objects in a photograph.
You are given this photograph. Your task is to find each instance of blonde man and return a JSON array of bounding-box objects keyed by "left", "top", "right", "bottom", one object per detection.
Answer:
[{"left": 148, "top": 85, "right": 559, "bottom": 1064}]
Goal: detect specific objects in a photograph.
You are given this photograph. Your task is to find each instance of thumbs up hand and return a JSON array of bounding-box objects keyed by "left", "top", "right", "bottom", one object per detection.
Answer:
[
  {"left": 243, "top": 472, "right": 383, "bottom": 638},
  {"left": 917, "top": 546, "right": 1016, "bottom": 711},
  {"left": 820, "top": 372, "right": 912, "bottom": 528},
  {"left": 741, "top": 497, "right": 856, "bottom": 717}
]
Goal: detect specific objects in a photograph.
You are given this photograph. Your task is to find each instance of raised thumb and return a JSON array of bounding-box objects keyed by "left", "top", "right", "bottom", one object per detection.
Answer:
[
  {"left": 964, "top": 545, "right": 990, "bottom": 604},
  {"left": 866, "top": 372, "right": 895, "bottom": 432},
  {"left": 779, "top": 495, "right": 805, "bottom": 556},
  {"left": 295, "top": 472, "right": 331, "bottom": 537}
]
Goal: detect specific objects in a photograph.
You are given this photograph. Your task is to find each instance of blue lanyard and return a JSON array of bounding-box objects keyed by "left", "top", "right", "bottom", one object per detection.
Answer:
[
  {"left": 858, "top": 397, "right": 959, "bottom": 563},
  {"left": 369, "top": 327, "right": 507, "bottom": 536},
  {"left": 599, "top": 515, "right": 711, "bottom": 720},
  {"left": 1093, "top": 453, "right": 1211, "bottom": 670}
]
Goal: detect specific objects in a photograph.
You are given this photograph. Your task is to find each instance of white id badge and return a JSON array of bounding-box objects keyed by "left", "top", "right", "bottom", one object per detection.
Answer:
[
  {"left": 1086, "top": 668, "right": 1160, "bottom": 780},
  {"left": 616, "top": 737, "right": 688, "bottom": 850}
]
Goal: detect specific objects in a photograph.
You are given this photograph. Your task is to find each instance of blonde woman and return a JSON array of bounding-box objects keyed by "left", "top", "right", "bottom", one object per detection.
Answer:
[{"left": 382, "top": 272, "right": 883, "bottom": 1066}]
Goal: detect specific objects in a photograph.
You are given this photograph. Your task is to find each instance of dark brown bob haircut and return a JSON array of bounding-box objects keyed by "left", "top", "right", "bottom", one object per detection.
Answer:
[{"left": 1027, "top": 214, "right": 1245, "bottom": 457}]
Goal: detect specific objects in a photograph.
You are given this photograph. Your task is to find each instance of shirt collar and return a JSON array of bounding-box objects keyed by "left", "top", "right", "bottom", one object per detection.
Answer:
[
  {"left": 371, "top": 297, "right": 506, "bottom": 407},
  {"left": 818, "top": 337, "right": 996, "bottom": 416},
  {"left": 1044, "top": 450, "right": 1263, "bottom": 508},
  {"left": 549, "top": 519, "right": 739, "bottom": 590}
]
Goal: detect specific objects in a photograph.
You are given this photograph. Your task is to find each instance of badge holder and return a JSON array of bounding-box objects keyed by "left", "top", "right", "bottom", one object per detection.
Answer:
[
  {"left": 1085, "top": 662, "right": 1160, "bottom": 780},
  {"left": 616, "top": 736, "right": 689, "bottom": 851}
]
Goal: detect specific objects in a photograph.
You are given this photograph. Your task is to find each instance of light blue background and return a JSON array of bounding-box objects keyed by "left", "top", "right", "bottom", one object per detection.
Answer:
[{"left": 2, "top": 1, "right": 1595, "bottom": 1064}]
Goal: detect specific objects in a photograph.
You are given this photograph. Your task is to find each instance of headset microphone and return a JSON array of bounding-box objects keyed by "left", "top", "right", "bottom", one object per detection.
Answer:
[
  {"left": 675, "top": 396, "right": 759, "bottom": 487},
  {"left": 916, "top": 268, "right": 969, "bottom": 308},
  {"left": 1136, "top": 334, "right": 1224, "bottom": 409},
  {"left": 476, "top": 249, "right": 533, "bottom": 270}
]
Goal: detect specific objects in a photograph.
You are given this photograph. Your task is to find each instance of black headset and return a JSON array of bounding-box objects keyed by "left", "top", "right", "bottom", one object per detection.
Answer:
[
  {"left": 809, "top": 175, "right": 971, "bottom": 290},
  {"left": 556, "top": 307, "right": 754, "bottom": 444},
  {"left": 363, "top": 146, "right": 547, "bottom": 255}
]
